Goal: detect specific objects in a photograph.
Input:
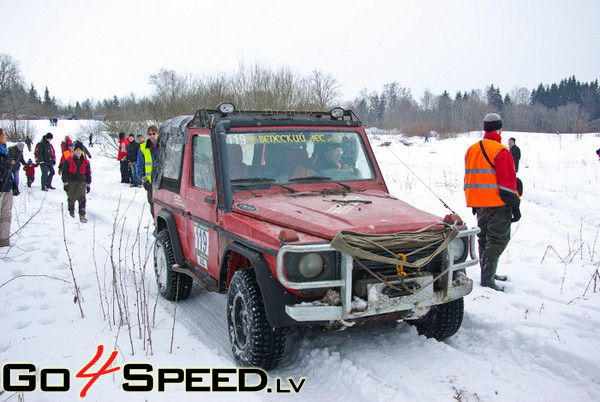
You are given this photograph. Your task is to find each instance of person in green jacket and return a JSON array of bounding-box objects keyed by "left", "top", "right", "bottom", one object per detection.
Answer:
[{"left": 8, "top": 142, "right": 26, "bottom": 192}]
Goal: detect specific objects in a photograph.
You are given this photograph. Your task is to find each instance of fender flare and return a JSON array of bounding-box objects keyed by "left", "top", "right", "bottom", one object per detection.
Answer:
[
  {"left": 223, "top": 242, "right": 302, "bottom": 328},
  {"left": 155, "top": 209, "right": 185, "bottom": 266}
]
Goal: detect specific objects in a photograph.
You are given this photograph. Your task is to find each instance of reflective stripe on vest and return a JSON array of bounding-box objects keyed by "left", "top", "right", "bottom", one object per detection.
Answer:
[
  {"left": 139, "top": 143, "right": 153, "bottom": 183},
  {"left": 464, "top": 139, "right": 507, "bottom": 207}
]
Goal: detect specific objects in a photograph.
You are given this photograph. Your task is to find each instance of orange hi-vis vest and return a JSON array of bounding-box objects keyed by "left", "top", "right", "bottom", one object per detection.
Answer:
[{"left": 464, "top": 139, "right": 508, "bottom": 207}]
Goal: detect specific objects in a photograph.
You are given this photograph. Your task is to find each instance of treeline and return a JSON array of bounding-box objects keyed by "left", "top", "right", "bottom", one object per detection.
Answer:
[
  {"left": 1, "top": 52, "right": 599, "bottom": 137},
  {"left": 348, "top": 78, "right": 600, "bottom": 135}
]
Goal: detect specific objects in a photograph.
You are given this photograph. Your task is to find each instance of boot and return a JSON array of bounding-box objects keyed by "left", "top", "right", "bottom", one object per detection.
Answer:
[
  {"left": 481, "top": 281, "right": 505, "bottom": 292},
  {"left": 494, "top": 274, "right": 508, "bottom": 281},
  {"left": 79, "top": 215, "right": 88, "bottom": 223},
  {"left": 0, "top": 238, "right": 9, "bottom": 247},
  {"left": 480, "top": 257, "right": 504, "bottom": 291},
  {"left": 69, "top": 210, "right": 75, "bottom": 218}
]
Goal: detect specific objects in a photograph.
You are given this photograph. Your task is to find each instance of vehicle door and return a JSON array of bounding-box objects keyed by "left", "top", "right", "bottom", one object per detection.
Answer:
[{"left": 180, "top": 131, "right": 221, "bottom": 279}]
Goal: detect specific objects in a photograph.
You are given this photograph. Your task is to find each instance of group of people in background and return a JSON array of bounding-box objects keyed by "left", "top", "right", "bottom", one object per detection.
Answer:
[
  {"left": 116, "top": 127, "right": 159, "bottom": 217},
  {"left": 118, "top": 132, "right": 144, "bottom": 187},
  {"left": 2, "top": 131, "right": 93, "bottom": 229}
]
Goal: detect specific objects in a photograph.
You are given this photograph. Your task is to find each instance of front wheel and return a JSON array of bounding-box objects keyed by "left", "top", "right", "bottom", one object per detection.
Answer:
[
  {"left": 409, "top": 297, "right": 464, "bottom": 341},
  {"left": 154, "top": 230, "right": 192, "bottom": 301},
  {"left": 227, "top": 268, "right": 286, "bottom": 370}
]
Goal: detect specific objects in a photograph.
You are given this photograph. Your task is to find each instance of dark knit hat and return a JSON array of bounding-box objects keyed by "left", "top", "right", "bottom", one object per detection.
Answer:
[
  {"left": 483, "top": 113, "right": 502, "bottom": 132},
  {"left": 67, "top": 142, "right": 74, "bottom": 147},
  {"left": 74, "top": 142, "right": 84, "bottom": 151},
  {"left": 45, "top": 132, "right": 53, "bottom": 139}
]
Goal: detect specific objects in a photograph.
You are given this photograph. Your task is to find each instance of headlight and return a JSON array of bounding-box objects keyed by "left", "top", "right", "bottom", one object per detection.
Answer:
[
  {"left": 298, "top": 253, "right": 324, "bottom": 278},
  {"left": 448, "top": 237, "right": 468, "bottom": 263},
  {"left": 284, "top": 251, "right": 338, "bottom": 283}
]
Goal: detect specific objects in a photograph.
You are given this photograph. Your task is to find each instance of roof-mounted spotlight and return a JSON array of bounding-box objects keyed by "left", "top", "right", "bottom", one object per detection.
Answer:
[
  {"left": 216, "top": 102, "right": 236, "bottom": 115},
  {"left": 328, "top": 107, "right": 345, "bottom": 119}
]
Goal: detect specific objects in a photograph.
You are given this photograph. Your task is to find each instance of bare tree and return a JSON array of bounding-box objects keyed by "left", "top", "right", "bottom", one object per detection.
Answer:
[
  {"left": 0, "top": 53, "right": 23, "bottom": 92},
  {"left": 149, "top": 69, "right": 196, "bottom": 119},
  {"left": 510, "top": 86, "right": 531, "bottom": 106},
  {"left": 0, "top": 53, "right": 26, "bottom": 117},
  {"left": 306, "top": 70, "right": 341, "bottom": 109}
]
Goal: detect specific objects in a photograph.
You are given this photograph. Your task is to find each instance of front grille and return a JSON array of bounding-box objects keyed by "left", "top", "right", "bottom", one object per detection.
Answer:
[
  {"left": 352, "top": 245, "right": 446, "bottom": 276},
  {"left": 351, "top": 245, "right": 448, "bottom": 297}
]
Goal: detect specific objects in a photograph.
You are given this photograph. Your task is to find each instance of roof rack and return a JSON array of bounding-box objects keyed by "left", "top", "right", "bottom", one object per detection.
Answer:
[{"left": 191, "top": 104, "right": 362, "bottom": 129}]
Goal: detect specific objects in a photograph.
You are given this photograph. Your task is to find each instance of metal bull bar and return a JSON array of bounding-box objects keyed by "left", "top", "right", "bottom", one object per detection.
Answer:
[{"left": 275, "top": 228, "right": 480, "bottom": 322}]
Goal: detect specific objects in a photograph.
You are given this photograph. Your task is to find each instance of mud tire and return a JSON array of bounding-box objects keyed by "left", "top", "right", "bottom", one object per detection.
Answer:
[
  {"left": 154, "top": 230, "right": 192, "bottom": 301},
  {"left": 227, "top": 268, "right": 286, "bottom": 370},
  {"left": 411, "top": 297, "right": 464, "bottom": 341}
]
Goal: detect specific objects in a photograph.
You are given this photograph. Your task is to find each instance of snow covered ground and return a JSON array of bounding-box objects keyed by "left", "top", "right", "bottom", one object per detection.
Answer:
[{"left": 1, "top": 119, "right": 599, "bottom": 402}]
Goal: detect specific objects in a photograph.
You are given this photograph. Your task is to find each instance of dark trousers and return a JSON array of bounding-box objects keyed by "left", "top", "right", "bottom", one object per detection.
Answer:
[
  {"left": 475, "top": 206, "right": 512, "bottom": 285},
  {"left": 40, "top": 164, "right": 55, "bottom": 189},
  {"left": 120, "top": 160, "right": 131, "bottom": 183},
  {"left": 27, "top": 176, "right": 34, "bottom": 187},
  {"left": 143, "top": 180, "right": 154, "bottom": 218},
  {"left": 67, "top": 182, "right": 87, "bottom": 216}
]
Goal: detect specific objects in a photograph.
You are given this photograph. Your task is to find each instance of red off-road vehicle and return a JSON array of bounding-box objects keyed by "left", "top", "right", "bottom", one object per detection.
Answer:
[{"left": 152, "top": 103, "right": 479, "bottom": 370}]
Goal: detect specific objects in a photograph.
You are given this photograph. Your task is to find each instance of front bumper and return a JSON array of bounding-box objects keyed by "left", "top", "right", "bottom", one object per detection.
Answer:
[{"left": 276, "top": 228, "right": 479, "bottom": 322}]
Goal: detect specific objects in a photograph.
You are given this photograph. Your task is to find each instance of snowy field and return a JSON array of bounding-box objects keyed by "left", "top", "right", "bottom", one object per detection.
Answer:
[{"left": 1, "top": 119, "right": 599, "bottom": 402}]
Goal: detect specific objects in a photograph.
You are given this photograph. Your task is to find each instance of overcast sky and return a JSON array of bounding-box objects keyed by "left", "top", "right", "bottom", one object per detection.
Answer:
[{"left": 2, "top": 0, "right": 598, "bottom": 106}]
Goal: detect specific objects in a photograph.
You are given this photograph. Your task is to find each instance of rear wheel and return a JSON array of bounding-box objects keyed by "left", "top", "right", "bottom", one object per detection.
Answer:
[
  {"left": 227, "top": 268, "right": 286, "bottom": 370},
  {"left": 154, "top": 230, "right": 192, "bottom": 300},
  {"left": 410, "top": 297, "right": 464, "bottom": 341}
]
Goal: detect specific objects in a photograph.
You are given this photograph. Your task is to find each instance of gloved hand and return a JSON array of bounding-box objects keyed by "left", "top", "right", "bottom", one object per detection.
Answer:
[
  {"left": 499, "top": 189, "right": 521, "bottom": 222},
  {"left": 511, "top": 204, "right": 521, "bottom": 222},
  {"left": 63, "top": 183, "right": 69, "bottom": 192},
  {"left": 86, "top": 184, "right": 90, "bottom": 193}
]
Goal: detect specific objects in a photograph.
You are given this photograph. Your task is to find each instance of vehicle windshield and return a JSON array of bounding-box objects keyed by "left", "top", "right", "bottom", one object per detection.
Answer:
[{"left": 225, "top": 131, "right": 375, "bottom": 186}]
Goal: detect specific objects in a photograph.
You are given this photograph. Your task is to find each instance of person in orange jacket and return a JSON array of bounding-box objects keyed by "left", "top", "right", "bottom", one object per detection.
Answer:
[
  {"left": 464, "top": 113, "right": 520, "bottom": 292},
  {"left": 58, "top": 141, "right": 74, "bottom": 174}
]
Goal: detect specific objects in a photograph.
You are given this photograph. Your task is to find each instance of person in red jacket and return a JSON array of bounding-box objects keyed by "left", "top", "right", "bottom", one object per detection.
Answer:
[
  {"left": 60, "top": 136, "right": 71, "bottom": 154},
  {"left": 117, "top": 132, "right": 131, "bottom": 183},
  {"left": 24, "top": 159, "right": 39, "bottom": 187},
  {"left": 62, "top": 142, "right": 91, "bottom": 223},
  {"left": 464, "top": 113, "right": 520, "bottom": 291}
]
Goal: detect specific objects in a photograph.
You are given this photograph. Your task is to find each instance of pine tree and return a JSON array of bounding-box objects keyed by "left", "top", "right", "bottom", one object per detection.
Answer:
[
  {"left": 43, "top": 87, "right": 52, "bottom": 106},
  {"left": 486, "top": 85, "right": 503, "bottom": 110},
  {"left": 28, "top": 84, "right": 40, "bottom": 105}
]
